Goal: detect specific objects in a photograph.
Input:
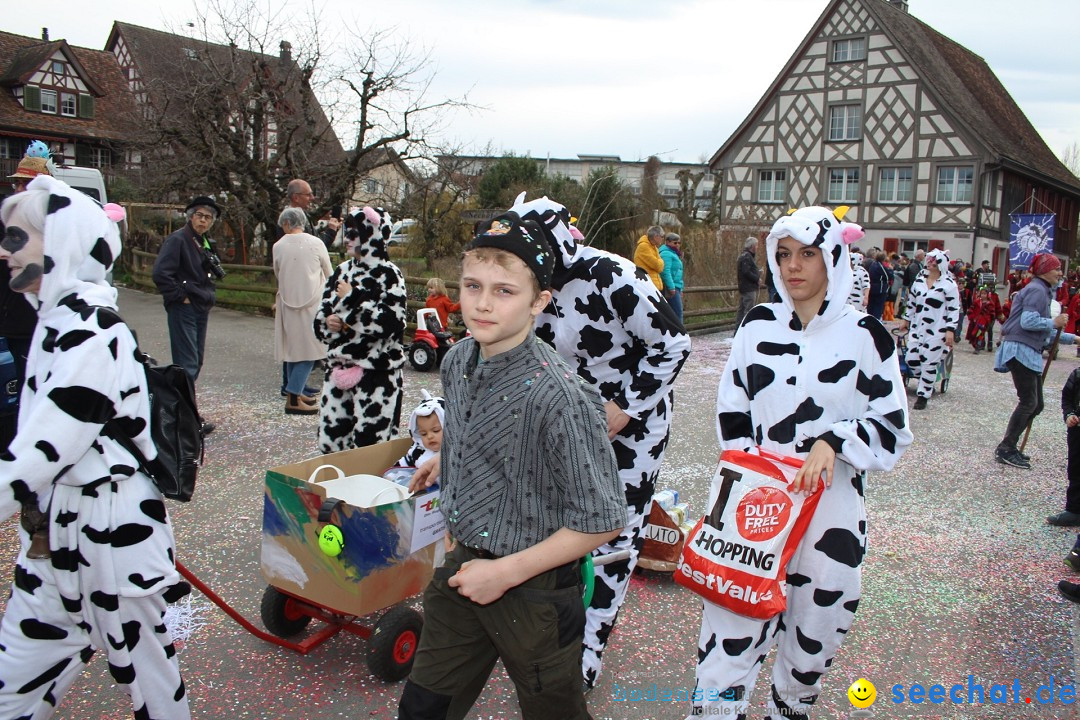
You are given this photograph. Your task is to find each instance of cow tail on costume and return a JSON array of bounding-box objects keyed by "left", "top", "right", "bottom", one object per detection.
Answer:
[
  {"left": 0, "top": 176, "right": 190, "bottom": 719},
  {"left": 900, "top": 249, "right": 961, "bottom": 400},
  {"left": 313, "top": 206, "right": 407, "bottom": 454},
  {"left": 690, "top": 206, "right": 912, "bottom": 720},
  {"left": 509, "top": 193, "right": 691, "bottom": 687}
]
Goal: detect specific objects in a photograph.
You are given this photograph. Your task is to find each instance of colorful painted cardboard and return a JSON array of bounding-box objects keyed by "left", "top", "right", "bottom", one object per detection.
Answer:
[{"left": 261, "top": 438, "right": 439, "bottom": 618}]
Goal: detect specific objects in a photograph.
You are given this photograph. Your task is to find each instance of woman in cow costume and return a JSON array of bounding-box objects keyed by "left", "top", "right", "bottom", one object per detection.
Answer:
[
  {"left": 314, "top": 206, "right": 407, "bottom": 453},
  {"left": 0, "top": 177, "right": 189, "bottom": 718},
  {"left": 509, "top": 194, "right": 691, "bottom": 688},
  {"left": 690, "top": 206, "right": 911, "bottom": 720},
  {"left": 846, "top": 251, "right": 869, "bottom": 310},
  {"left": 898, "top": 249, "right": 961, "bottom": 410}
]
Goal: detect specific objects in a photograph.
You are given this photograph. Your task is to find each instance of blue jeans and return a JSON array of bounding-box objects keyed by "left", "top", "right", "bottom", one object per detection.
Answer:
[
  {"left": 166, "top": 302, "right": 209, "bottom": 382},
  {"left": 284, "top": 361, "right": 316, "bottom": 396},
  {"left": 666, "top": 289, "right": 683, "bottom": 322}
]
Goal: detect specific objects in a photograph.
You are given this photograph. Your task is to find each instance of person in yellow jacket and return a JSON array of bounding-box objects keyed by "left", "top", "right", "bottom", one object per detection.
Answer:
[{"left": 634, "top": 225, "right": 665, "bottom": 290}]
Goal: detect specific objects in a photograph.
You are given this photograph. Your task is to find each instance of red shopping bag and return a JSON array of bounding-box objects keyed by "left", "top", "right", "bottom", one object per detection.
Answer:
[{"left": 675, "top": 448, "right": 822, "bottom": 619}]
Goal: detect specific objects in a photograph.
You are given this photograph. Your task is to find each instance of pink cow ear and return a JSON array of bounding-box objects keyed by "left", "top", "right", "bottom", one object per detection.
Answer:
[
  {"left": 841, "top": 224, "right": 864, "bottom": 245},
  {"left": 103, "top": 203, "right": 126, "bottom": 223}
]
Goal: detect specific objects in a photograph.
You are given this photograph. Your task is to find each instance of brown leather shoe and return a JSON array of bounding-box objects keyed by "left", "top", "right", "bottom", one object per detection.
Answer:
[{"left": 285, "top": 393, "right": 318, "bottom": 415}]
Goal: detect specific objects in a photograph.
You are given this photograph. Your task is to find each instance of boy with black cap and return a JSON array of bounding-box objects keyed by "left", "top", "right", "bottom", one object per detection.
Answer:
[
  {"left": 398, "top": 213, "right": 625, "bottom": 720},
  {"left": 153, "top": 196, "right": 224, "bottom": 433}
]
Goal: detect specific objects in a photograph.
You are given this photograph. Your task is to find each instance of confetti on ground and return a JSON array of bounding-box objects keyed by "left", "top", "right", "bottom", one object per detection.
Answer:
[{"left": 0, "top": 290, "right": 1074, "bottom": 719}]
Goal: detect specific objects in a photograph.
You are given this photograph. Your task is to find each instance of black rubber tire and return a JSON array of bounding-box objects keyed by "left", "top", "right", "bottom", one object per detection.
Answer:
[
  {"left": 367, "top": 606, "right": 424, "bottom": 682},
  {"left": 260, "top": 586, "right": 312, "bottom": 638},
  {"left": 409, "top": 343, "right": 437, "bottom": 372}
]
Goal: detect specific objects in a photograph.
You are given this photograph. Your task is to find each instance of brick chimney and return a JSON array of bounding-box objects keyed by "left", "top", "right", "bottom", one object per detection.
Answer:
[
  {"left": 279, "top": 41, "right": 292, "bottom": 65},
  {"left": 41, "top": 28, "right": 49, "bottom": 41}
]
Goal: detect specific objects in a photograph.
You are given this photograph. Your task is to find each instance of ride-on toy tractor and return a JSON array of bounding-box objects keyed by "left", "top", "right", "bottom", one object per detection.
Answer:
[{"left": 408, "top": 308, "right": 455, "bottom": 371}]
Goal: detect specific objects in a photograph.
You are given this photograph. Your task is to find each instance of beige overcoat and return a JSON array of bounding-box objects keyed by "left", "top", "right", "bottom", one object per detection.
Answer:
[{"left": 273, "top": 231, "right": 333, "bottom": 362}]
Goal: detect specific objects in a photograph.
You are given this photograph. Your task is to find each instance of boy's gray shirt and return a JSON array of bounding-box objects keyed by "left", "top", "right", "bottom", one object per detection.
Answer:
[{"left": 439, "top": 333, "right": 625, "bottom": 557}]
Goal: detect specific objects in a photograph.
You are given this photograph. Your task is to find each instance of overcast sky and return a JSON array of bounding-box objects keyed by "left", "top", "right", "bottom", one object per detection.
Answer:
[{"left": 6, "top": 0, "right": 1079, "bottom": 165}]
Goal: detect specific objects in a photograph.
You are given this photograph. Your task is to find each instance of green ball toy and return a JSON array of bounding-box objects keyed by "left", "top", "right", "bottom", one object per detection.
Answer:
[{"left": 318, "top": 525, "right": 344, "bottom": 557}]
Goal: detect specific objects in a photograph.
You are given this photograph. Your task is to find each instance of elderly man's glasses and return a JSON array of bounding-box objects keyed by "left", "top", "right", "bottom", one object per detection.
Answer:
[{"left": 192, "top": 212, "right": 216, "bottom": 222}]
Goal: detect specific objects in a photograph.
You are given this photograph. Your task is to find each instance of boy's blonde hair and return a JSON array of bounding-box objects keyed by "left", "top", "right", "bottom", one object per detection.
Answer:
[
  {"left": 462, "top": 247, "right": 542, "bottom": 298},
  {"left": 426, "top": 277, "right": 448, "bottom": 296}
]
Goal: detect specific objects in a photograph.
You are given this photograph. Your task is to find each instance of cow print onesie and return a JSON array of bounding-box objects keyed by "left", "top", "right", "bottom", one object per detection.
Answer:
[
  {"left": 0, "top": 176, "right": 189, "bottom": 719},
  {"left": 509, "top": 194, "right": 691, "bottom": 688},
  {"left": 690, "top": 206, "right": 912, "bottom": 720},
  {"left": 314, "top": 207, "right": 407, "bottom": 454},
  {"left": 846, "top": 252, "right": 868, "bottom": 310},
  {"left": 900, "top": 249, "right": 961, "bottom": 400}
]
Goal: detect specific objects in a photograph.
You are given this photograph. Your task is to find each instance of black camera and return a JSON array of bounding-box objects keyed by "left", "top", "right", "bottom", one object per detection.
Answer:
[{"left": 202, "top": 246, "right": 226, "bottom": 280}]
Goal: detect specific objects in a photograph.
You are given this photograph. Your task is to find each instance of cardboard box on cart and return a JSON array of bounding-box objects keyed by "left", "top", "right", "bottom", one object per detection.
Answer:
[{"left": 261, "top": 438, "right": 442, "bottom": 618}]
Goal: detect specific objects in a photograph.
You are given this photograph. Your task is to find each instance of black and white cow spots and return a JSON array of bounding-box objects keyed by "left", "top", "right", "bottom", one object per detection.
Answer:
[
  {"left": 0, "top": 176, "right": 189, "bottom": 718},
  {"left": 314, "top": 207, "right": 407, "bottom": 454},
  {"left": 510, "top": 194, "right": 689, "bottom": 687},
  {"left": 693, "top": 207, "right": 911, "bottom": 718},
  {"left": 901, "top": 268, "right": 960, "bottom": 399}
]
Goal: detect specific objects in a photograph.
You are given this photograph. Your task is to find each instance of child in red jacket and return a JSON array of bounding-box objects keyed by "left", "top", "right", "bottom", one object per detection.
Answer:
[
  {"left": 966, "top": 288, "right": 995, "bottom": 353},
  {"left": 424, "top": 277, "right": 460, "bottom": 329}
]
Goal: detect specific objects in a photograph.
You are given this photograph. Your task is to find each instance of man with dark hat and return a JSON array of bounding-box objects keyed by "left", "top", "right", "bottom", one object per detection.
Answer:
[{"left": 153, "top": 196, "right": 224, "bottom": 434}]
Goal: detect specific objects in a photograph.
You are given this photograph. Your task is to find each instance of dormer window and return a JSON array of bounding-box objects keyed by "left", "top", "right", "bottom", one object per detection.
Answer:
[
  {"left": 60, "top": 92, "right": 76, "bottom": 117},
  {"left": 40, "top": 89, "right": 57, "bottom": 114}
]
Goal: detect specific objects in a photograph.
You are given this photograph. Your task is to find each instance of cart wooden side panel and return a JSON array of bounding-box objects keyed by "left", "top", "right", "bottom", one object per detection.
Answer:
[{"left": 260, "top": 439, "right": 437, "bottom": 618}]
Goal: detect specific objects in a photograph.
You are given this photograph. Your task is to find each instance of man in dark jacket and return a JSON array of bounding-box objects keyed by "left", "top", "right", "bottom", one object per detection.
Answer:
[
  {"left": 153, "top": 196, "right": 221, "bottom": 431},
  {"left": 901, "top": 249, "right": 924, "bottom": 309},
  {"left": 735, "top": 236, "right": 761, "bottom": 332}
]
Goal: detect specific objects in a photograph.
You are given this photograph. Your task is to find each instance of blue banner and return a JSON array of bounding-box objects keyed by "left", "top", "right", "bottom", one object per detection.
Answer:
[{"left": 1009, "top": 214, "right": 1055, "bottom": 270}]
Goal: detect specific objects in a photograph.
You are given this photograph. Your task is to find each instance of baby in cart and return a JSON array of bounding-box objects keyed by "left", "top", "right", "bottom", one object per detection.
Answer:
[{"left": 394, "top": 391, "right": 445, "bottom": 468}]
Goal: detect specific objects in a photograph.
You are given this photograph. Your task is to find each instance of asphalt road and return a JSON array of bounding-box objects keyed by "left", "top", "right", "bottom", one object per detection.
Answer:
[{"left": 1, "top": 287, "right": 1077, "bottom": 720}]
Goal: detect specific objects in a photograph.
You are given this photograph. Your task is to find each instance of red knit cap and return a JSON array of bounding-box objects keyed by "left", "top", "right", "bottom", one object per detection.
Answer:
[{"left": 1030, "top": 253, "right": 1061, "bottom": 276}]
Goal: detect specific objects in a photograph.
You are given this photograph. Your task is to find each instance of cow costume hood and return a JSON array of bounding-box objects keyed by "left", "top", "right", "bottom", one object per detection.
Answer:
[
  {"left": 343, "top": 205, "right": 393, "bottom": 268},
  {"left": 765, "top": 205, "right": 863, "bottom": 329},
  {"left": 16, "top": 175, "right": 121, "bottom": 314},
  {"left": 508, "top": 192, "right": 581, "bottom": 288}
]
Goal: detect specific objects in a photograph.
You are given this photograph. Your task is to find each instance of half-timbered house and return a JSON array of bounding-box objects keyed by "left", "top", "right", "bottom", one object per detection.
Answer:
[{"left": 710, "top": 0, "right": 1080, "bottom": 272}]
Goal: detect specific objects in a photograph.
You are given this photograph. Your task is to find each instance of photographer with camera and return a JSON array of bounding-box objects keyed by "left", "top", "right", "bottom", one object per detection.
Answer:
[{"left": 152, "top": 196, "right": 224, "bottom": 434}]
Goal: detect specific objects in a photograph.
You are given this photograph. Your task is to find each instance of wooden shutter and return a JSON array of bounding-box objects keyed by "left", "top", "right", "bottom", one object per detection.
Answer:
[
  {"left": 883, "top": 237, "right": 899, "bottom": 254},
  {"left": 23, "top": 86, "right": 40, "bottom": 111},
  {"left": 929, "top": 238, "right": 945, "bottom": 251},
  {"left": 78, "top": 93, "right": 94, "bottom": 119}
]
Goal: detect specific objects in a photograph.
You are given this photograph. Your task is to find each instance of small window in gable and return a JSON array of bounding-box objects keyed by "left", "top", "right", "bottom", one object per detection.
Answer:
[
  {"left": 61, "top": 93, "right": 77, "bottom": 117},
  {"left": 832, "top": 37, "right": 866, "bottom": 62},
  {"left": 52, "top": 60, "right": 64, "bottom": 74}
]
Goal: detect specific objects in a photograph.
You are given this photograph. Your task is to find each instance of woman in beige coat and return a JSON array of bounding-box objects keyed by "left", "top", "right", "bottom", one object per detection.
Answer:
[{"left": 274, "top": 207, "right": 333, "bottom": 414}]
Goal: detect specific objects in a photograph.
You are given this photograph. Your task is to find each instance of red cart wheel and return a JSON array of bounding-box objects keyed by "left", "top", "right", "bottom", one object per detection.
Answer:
[
  {"left": 260, "top": 586, "right": 313, "bottom": 638},
  {"left": 368, "top": 606, "right": 423, "bottom": 682}
]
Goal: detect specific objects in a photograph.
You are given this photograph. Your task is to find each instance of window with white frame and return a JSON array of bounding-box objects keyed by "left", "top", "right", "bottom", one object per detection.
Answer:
[
  {"left": 60, "top": 93, "right": 77, "bottom": 117},
  {"left": 828, "top": 167, "right": 860, "bottom": 203},
  {"left": 40, "top": 89, "right": 57, "bottom": 114},
  {"left": 832, "top": 37, "right": 866, "bottom": 62},
  {"left": 757, "top": 169, "right": 787, "bottom": 203},
  {"left": 828, "top": 104, "right": 861, "bottom": 141},
  {"left": 87, "top": 147, "right": 111, "bottom": 169},
  {"left": 52, "top": 61, "right": 64, "bottom": 74},
  {"left": 982, "top": 170, "right": 998, "bottom": 208},
  {"left": 877, "top": 167, "right": 912, "bottom": 203},
  {"left": 936, "top": 166, "right": 974, "bottom": 203}
]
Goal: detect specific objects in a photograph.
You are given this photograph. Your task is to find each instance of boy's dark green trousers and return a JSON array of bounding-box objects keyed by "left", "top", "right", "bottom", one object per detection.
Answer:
[{"left": 398, "top": 542, "right": 591, "bottom": 720}]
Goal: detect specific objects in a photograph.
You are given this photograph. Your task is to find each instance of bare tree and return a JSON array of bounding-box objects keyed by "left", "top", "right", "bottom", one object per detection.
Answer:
[
  {"left": 1064, "top": 141, "right": 1080, "bottom": 180},
  {"left": 126, "top": 0, "right": 469, "bottom": 262}
]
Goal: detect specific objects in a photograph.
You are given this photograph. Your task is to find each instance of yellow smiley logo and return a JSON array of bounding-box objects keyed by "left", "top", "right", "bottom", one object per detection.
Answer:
[{"left": 847, "top": 678, "right": 876, "bottom": 708}]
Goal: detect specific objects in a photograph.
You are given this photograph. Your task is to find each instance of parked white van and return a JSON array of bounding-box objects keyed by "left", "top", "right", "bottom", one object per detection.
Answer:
[{"left": 52, "top": 165, "right": 108, "bottom": 204}]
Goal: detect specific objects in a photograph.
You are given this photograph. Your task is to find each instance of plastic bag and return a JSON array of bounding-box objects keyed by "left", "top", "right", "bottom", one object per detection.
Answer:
[{"left": 675, "top": 448, "right": 822, "bottom": 619}]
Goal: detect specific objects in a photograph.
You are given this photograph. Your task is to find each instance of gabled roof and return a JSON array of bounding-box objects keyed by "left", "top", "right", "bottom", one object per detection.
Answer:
[
  {"left": 106, "top": 21, "right": 343, "bottom": 157},
  {"left": 711, "top": 0, "right": 1080, "bottom": 196},
  {"left": 0, "top": 39, "right": 104, "bottom": 96},
  {"left": 0, "top": 30, "right": 138, "bottom": 142}
]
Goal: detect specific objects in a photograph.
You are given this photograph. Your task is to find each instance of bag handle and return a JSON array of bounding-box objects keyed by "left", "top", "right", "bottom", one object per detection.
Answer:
[{"left": 308, "top": 464, "right": 345, "bottom": 484}]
